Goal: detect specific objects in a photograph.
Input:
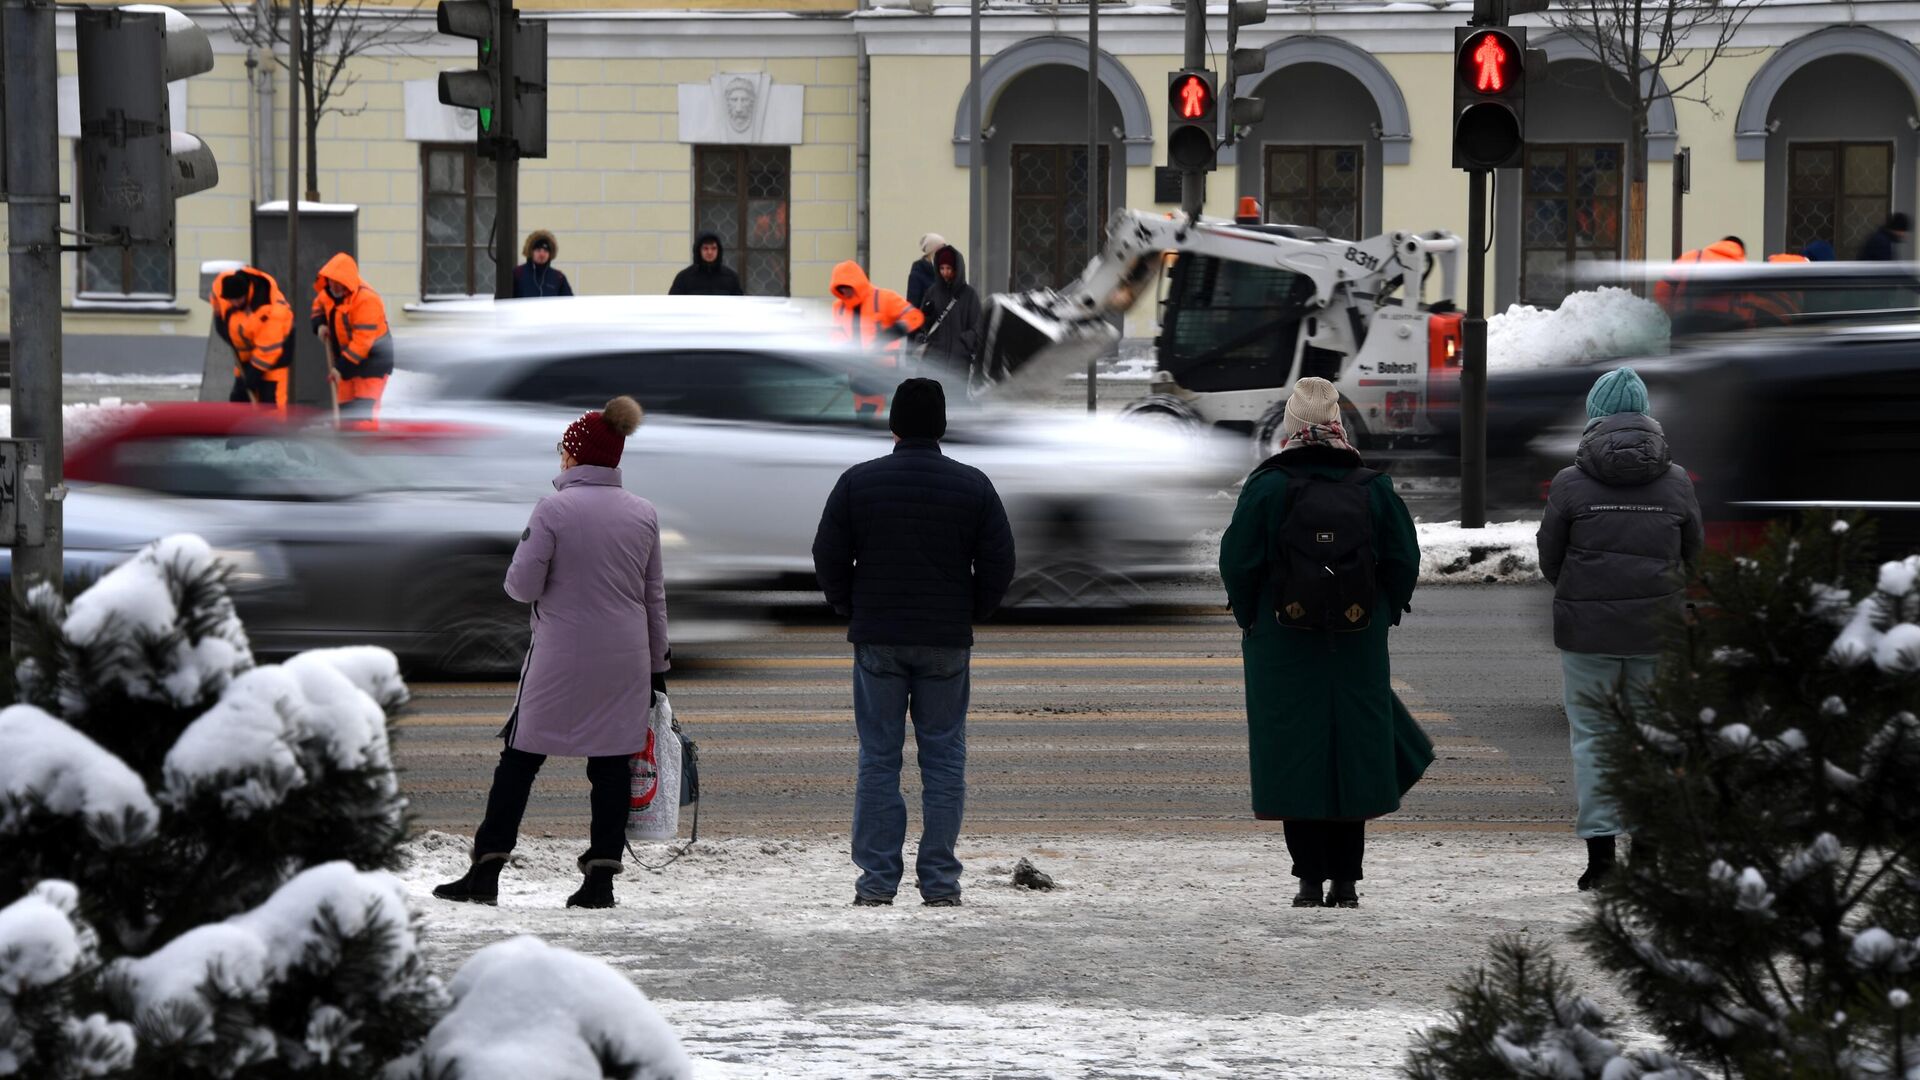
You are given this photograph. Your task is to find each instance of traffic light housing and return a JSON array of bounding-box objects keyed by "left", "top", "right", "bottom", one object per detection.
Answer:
[
  {"left": 1167, "top": 69, "right": 1218, "bottom": 171},
  {"left": 1452, "top": 25, "right": 1527, "bottom": 171},
  {"left": 436, "top": 0, "right": 547, "bottom": 157},
  {"left": 1224, "top": 0, "right": 1268, "bottom": 141},
  {"left": 75, "top": 5, "right": 219, "bottom": 247}
]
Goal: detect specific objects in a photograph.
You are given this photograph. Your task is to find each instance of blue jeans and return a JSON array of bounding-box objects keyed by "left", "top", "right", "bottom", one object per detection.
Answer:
[
  {"left": 1561, "top": 652, "right": 1659, "bottom": 839},
  {"left": 852, "top": 643, "right": 971, "bottom": 900}
]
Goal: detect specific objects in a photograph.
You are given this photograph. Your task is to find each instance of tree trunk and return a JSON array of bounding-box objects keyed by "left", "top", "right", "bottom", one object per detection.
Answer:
[
  {"left": 301, "top": 14, "right": 319, "bottom": 201},
  {"left": 1628, "top": 116, "right": 1649, "bottom": 265}
]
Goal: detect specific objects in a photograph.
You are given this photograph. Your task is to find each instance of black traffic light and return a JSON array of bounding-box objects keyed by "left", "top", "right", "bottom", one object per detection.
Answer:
[
  {"left": 76, "top": 5, "right": 219, "bottom": 247},
  {"left": 1224, "top": 0, "right": 1267, "bottom": 142},
  {"left": 437, "top": 0, "right": 547, "bottom": 157},
  {"left": 1167, "top": 69, "right": 1218, "bottom": 171},
  {"left": 1452, "top": 25, "right": 1527, "bottom": 171}
]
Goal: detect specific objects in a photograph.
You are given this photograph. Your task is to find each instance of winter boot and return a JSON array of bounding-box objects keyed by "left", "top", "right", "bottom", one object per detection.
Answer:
[
  {"left": 1578, "top": 836, "right": 1618, "bottom": 892},
  {"left": 852, "top": 894, "right": 894, "bottom": 907},
  {"left": 432, "top": 852, "right": 508, "bottom": 906},
  {"left": 1293, "top": 880, "right": 1326, "bottom": 908},
  {"left": 566, "top": 859, "right": 621, "bottom": 909},
  {"left": 1327, "top": 881, "right": 1360, "bottom": 909}
]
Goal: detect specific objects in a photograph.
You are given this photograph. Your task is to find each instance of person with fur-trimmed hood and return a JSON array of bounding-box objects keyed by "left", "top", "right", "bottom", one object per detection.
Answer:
[
  {"left": 1218, "top": 378, "right": 1430, "bottom": 911},
  {"left": 434, "top": 395, "right": 672, "bottom": 911},
  {"left": 670, "top": 231, "right": 745, "bottom": 296},
  {"left": 512, "top": 230, "right": 574, "bottom": 298}
]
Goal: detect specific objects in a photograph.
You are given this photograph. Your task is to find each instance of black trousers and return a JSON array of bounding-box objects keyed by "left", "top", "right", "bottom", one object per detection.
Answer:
[
  {"left": 473, "top": 746, "right": 629, "bottom": 865},
  {"left": 1284, "top": 820, "right": 1366, "bottom": 882}
]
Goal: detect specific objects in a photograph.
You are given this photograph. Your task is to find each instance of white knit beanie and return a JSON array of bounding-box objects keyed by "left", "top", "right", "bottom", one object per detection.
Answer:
[
  {"left": 920, "top": 233, "right": 947, "bottom": 258},
  {"left": 1280, "top": 377, "right": 1341, "bottom": 439}
]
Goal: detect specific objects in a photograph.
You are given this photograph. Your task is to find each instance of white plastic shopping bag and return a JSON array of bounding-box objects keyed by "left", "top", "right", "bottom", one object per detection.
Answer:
[{"left": 627, "top": 691, "right": 682, "bottom": 842}]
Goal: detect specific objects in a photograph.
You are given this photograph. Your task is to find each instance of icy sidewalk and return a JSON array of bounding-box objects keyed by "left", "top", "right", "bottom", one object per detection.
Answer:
[{"left": 405, "top": 829, "right": 1623, "bottom": 1078}]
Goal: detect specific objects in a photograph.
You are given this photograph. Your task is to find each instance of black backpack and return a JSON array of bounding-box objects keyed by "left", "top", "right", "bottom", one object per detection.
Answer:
[{"left": 1269, "top": 467, "right": 1381, "bottom": 632}]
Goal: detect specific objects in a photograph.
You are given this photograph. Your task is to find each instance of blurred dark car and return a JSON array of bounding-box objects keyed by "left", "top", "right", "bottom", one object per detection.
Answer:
[
  {"left": 49, "top": 404, "right": 727, "bottom": 675},
  {"left": 1497, "top": 326, "right": 1920, "bottom": 558}
]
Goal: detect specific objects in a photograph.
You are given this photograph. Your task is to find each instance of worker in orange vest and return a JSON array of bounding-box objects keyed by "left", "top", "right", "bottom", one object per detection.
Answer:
[
  {"left": 1745, "top": 252, "right": 1811, "bottom": 328},
  {"left": 211, "top": 266, "right": 293, "bottom": 409},
  {"left": 1654, "top": 236, "right": 1747, "bottom": 336},
  {"left": 830, "top": 261, "right": 925, "bottom": 363},
  {"left": 311, "top": 253, "right": 395, "bottom": 422}
]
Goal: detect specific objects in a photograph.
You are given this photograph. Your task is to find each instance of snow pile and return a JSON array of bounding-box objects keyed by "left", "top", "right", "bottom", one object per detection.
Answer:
[
  {"left": 164, "top": 654, "right": 399, "bottom": 817},
  {"left": 290, "top": 646, "right": 410, "bottom": 713},
  {"left": 61, "top": 534, "right": 253, "bottom": 706},
  {"left": 0, "top": 706, "right": 158, "bottom": 846},
  {"left": 1488, "top": 288, "right": 1669, "bottom": 372},
  {"left": 111, "top": 863, "right": 417, "bottom": 1034},
  {"left": 1417, "top": 521, "right": 1543, "bottom": 584},
  {"left": 0, "top": 401, "right": 147, "bottom": 443},
  {"left": 1829, "top": 556, "right": 1920, "bottom": 672},
  {"left": 403, "top": 936, "right": 692, "bottom": 1080},
  {"left": 0, "top": 882, "right": 138, "bottom": 1077}
]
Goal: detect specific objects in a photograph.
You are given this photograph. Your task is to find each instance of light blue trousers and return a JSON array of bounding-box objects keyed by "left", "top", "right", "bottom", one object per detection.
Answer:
[{"left": 1560, "top": 652, "right": 1659, "bottom": 840}]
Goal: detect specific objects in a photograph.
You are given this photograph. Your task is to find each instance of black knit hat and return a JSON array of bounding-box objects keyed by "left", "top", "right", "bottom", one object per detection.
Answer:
[{"left": 889, "top": 378, "right": 946, "bottom": 440}]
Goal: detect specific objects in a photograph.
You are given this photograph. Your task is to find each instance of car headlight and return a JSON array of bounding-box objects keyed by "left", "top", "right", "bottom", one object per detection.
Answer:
[{"left": 210, "top": 547, "right": 282, "bottom": 590}]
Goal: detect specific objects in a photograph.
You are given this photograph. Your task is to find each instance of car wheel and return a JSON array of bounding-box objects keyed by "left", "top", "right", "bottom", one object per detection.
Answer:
[
  {"left": 420, "top": 556, "right": 529, "bottom": 678},
  {"left": 1117, "top": 395, "right": 1203, "bottom": 434}
]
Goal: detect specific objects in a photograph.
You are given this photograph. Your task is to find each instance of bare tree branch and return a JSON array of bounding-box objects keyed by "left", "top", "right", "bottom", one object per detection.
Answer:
[{"left": 218, "top": 0, "right": 432, "bottom": 198}]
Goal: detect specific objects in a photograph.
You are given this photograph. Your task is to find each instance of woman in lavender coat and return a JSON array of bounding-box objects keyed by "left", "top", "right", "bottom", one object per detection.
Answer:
[{"left": 434, "top": 395, "right": 671, "bottom": 910}]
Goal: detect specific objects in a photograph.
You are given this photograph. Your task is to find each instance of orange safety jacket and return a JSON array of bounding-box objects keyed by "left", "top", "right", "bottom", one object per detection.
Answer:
[
  {"left": 829, "top": 261, "right": 925, "bottom": 367},
  {"left": 212, "top": 267, "right": 292, "bottom": 404},
  {"left": 311, "top": 252, "right": 394, "bottom": 406},
  {"left": 1653, "top": 239, "right": 1746, "bottom": 318},
  {"left": 1745, "top": 253, "right": 1810, "bottom": 328}
]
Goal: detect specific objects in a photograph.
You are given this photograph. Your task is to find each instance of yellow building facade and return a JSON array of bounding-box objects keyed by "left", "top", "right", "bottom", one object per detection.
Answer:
[{"left": 12, "top": 1, "right": 1920, "bottom": 370}]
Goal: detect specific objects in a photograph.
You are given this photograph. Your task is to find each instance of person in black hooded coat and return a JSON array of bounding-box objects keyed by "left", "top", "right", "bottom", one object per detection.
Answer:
[
  {"left": 915, "top": 246, "right": 985, "bottom": 373},
  {"left": 670, "top": 232, "right": 745, "bottom": 296}
]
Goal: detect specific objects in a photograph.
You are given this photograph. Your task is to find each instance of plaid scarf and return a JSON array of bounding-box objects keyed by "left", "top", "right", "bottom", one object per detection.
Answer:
[{"left": 1279, "top": 419, "right": 1358, "bottom": 455}]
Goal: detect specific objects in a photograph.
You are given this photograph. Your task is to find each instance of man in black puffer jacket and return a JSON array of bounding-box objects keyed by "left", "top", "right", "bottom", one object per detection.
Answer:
[
  {"left": 811, "top": 378, "right": 1016, "bottom": 908},
  {"left": 1537, "top": 366, "right": 1702, "bottom": 894}
]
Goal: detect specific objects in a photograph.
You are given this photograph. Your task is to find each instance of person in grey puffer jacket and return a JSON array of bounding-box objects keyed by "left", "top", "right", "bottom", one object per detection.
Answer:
[{"left": 1536, "top": 366, "right": 1703, "bottom": 892}]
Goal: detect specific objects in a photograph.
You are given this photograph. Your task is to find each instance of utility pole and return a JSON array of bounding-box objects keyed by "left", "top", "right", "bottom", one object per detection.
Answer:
[
  {"left": 1179, "top": 0, "right": 1204, "bottom": 217},
  {"left": 1671, "top": 146, "right": 1689, "bottom": 260},
  {"left": 1086, "top": 0, "right": 1099, "bottom": 412},
  {"left": 1461, "top": 169, "right": 1489, "bottom": 528},
  {"left": 492, "top": 0, "right": 517, "bottom": 299},
  {"left": 969, "top": 0, "right": 982, "bottom": 292},
  {"left": 5, "top": 0, "right": 64, "bottom": 649},
  {"left": 288, "top": 0, "right": 302, "bottom": 399}
]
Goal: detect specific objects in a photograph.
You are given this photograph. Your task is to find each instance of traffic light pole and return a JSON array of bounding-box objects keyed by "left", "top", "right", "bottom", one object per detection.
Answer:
[
  {"left": 492, "top": 0, "right": 517, "bottom": 300},
  {"left": 5, "top": 0, "right": 65, "bottom": 650},
  {"left": 1460, "top": 168, "right": 1488, "bottom": 529},
  {"left": 1179, "top": 0, "right": 1204, "bottom": 217}
]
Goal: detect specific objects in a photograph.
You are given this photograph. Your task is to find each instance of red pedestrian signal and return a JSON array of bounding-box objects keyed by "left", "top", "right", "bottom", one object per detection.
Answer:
[
  {"left": 1166, "top": 69, "right": 1219, "bottom": 172},
  {"left": 1176, "top": 73, "right": 1211, "bottom": 119},
  {"left": 1452, "top": 26, "right": 1527, "bottom": 171}
]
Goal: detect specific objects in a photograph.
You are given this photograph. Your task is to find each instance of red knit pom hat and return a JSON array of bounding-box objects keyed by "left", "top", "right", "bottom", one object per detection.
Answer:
[{"left": 560, "top": 396, "right": 643, "bottom": 469}]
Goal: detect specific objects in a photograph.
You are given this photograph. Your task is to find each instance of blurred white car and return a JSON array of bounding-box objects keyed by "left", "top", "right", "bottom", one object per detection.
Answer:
[{"left": 393, "top": 297, "right": 1241, "bottom": 606}]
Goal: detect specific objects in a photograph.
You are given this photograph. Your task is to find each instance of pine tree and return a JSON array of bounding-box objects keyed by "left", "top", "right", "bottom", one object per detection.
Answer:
[
  {"left": 0, "top": 536, "right": 693, "bottom": 1079},
  {"left": 1408, "top": 514, "right": 1920, "bottom": 1079}
]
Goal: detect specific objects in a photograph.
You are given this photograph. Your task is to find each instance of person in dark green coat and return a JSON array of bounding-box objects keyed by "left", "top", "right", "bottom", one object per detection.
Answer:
[{"left": 1219, "top": 377, "right": 1432, "bottom": 909}]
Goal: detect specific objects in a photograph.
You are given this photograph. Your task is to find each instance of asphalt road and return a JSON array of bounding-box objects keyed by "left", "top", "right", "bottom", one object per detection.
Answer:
[{"left": 394, "top": 583, "right": 1574, "bottom": 840}]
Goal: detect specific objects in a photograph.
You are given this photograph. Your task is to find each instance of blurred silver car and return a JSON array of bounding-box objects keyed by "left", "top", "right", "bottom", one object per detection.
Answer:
[{"left": 393, "top": 296, "right": 1241, "bottom": 606}]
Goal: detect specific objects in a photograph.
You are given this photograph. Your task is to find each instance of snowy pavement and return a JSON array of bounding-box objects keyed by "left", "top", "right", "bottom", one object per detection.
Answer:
[{"left": 404, "top": 829, "right": 1626, "bottom": 1078}]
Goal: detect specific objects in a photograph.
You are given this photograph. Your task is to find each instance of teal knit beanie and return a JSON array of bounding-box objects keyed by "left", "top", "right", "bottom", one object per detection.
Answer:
[{"left": 1587, "top": 367, "right": 1650, "bottom": 420}]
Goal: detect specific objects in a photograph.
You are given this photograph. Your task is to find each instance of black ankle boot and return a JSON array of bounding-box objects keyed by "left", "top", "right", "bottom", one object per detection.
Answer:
[
  {"left": 1579, "top": 836, "right": 1618, "bottom": 892},
  {"left": 567, "top": 859, "right": 621, "bottom": 909},
  {"left": 1293, "top": 879, "right": 1325, "bottom": 908},
  {"left": 1327, "top": 880, "right": 1359, "bottom": 908},
  {"left": 433, "top": 852, "right": 508, "bottom": 906}
]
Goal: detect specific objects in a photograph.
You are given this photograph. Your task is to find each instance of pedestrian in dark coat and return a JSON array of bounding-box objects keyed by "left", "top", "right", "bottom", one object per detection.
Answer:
[
  {"left": 1856, "top": 213, "right": 1910, "bottom": 261},
  {"left": 670, "top": 231, "right": 745, "bottom": 296},
  {"left": 906, "top": 233, "right": 945, "bottom": 308},
  {"left": 811, "top": 378, "right": 1016, "bottom": 907},
  {"left": 916, "top": 246, "right": 985, "bottom": 373},
  {"left": 433, "top": 395, "right": 671, "bottom": 911},
  {"left": 511, "top": 230, "right": 574, "bottom": 298},
  {"left": 1537, "top": 366, "right": 1702, "bottom": 892},
  {"left": 1218, "top": 377, "right": 1429, "bottom": 910}
]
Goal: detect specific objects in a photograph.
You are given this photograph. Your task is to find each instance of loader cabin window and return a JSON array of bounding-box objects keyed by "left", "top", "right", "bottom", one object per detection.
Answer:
[
  {"left": 1157, "top": 255, "right": 1316, "bottom": 394},
  {"left": 73, "top": 150, "right": 173, "bottom": 300},
  {"left": 695, "top": 146, "right": 791, "bottom": 297},
  {"left": 1786, "top": 142, "right": 1893, "bottom": 260},
  {"left": 1520, "top": 144, "right": 1624, "bottom": 307},
  {"left": 1264, "top": 145, "right": 1363, "bottom": 239},
  {"left": 421, "top": 145, "right": 498, "bottom": 298},
  {"left": 1010, "top": 145, "right": 1111, "bottom": 291}
]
